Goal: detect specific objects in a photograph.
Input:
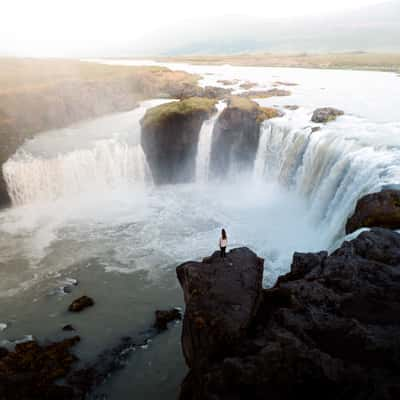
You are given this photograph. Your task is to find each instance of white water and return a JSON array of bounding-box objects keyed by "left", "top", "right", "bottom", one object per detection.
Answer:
[
  {"left": 1, "top": 62, "right": 400, "bottom": 400},
  {"left": 2, "top": 99, "right": 171, "bottom": 205},
  {"left": 253, "top": 122, "right": 272, "bottom": 180},
  {"left": 4, "top": 143, "right": 151, "bottom": 205},
  {"left": 195, "top": 101, "right": 225, "bottom": 183},
  {"left": 251, "top": 114, "right": 400, "bottom": 243}
]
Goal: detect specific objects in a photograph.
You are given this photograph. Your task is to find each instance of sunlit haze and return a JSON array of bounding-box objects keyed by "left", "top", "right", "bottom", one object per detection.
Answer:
[{"left": 0, "top": 0, "right": 392, "bottom": 56}]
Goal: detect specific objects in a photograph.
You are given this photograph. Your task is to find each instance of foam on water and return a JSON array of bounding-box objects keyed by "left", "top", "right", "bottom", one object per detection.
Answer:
[
  {"left": 0, "top": 64, "right": 400, "bottom": 299},
  {"left": 1, "top": 62, "right": 400, "bottom": 400}
]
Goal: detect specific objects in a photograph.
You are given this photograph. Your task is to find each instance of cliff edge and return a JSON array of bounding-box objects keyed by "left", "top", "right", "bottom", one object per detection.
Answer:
[{"left": 177, "top": 229, "right": 400, "bottom": 400}]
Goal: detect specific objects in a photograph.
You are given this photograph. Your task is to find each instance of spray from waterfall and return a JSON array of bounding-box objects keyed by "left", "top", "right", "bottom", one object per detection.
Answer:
[
  {"left": 195, "top": 102, "right": 226, "bottom": 183},
  {"left": 253, "top": 119, "right": 400, "bottom": 242}
]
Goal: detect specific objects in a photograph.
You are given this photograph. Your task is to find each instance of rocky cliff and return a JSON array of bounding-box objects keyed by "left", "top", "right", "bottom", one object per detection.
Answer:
[
  {"left": 209, "top": 96, "right": 281, "bottom": 178},
  {"left": 140, "top": 97, "right": 217, "bottom": 184},
  {"left": 0, "top": 58, "right": 200, "bottom": 205},
  {"left": 177, "top": 229, "right": 400, "bottom": 400},
  {"left": 346, "top": 189, "right": 400, "bottom": 233}
]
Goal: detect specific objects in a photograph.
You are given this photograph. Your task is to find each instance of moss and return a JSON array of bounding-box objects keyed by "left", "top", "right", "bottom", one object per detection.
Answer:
[
  {"left": 228, "top": 96, "right": 259, "bottom": 112},
  {"left": 227, "top": 96, "right": 282, "bottom": 122},
  {"left": 259, "top": 107, "right": 282, "bottom": 121},
  {"left": 141, "top": 97, "right": 217, "bottom": 129}
]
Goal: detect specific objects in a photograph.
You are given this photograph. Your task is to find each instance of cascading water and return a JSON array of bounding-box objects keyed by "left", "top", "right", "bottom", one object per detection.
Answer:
[
  {"left": 252, "top": 116, "right": 400, "bottom": 243},
  {"left": 2, "top": 99, "right": 172, "bottom": 206},
  {"left": 3, "top": 141, "right": 151, "bottom": 205},
  {"left": 2, "top": 63, "right": 400, "bottom": 400},
  {"left": 253, "top": 122, "right": 272, "bottom": 180},
  {"left": 195, "top": 101, "right": 226, "bottom": 183}
]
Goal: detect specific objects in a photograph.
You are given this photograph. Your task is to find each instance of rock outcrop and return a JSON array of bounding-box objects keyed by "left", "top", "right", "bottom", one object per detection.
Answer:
[
  {"left": 167, "top": 84, "right": 231, "bottom": 100},
  {"left": 0, "top": 59, "right": 200, "bottom": 205},
  {"left": 311, "top": 107, "right": 344, "bottom": 123},
  {"left": 346, "top": 189, "right": 400, "bottom": 234},
  {"left": 176, "top": 248, "right": 264, "bottom": 370},
  {"left": 177, "top": 229, "right": 400, "bottom": 400},
  {"left": 154, "top": 308, "right": 182, "bottom": 331},
  {"left": 68, "top": 296, "right": 94, "bottom": 312},
  {"left": 141, "top": 97, "right": 217, "bottom": 184},
  {"left": 0, "top": 336, "right": 81, "bottom": 399},
  {"left": 240, "top": 89, "right": 291, "bottom": 98},
  {"left": 209, "top": 96, "right": 280, "bottom": 178}
]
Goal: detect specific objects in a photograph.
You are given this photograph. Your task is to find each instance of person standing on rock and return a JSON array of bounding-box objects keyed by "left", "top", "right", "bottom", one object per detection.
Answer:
[{"left": 219, "top": 229, "right": 228, "bottom": 259}]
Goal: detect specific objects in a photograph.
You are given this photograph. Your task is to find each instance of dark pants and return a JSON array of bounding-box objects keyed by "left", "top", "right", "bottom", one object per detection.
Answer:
[{"left": 220, "top": 247, "right": 226, "bottom": 258}]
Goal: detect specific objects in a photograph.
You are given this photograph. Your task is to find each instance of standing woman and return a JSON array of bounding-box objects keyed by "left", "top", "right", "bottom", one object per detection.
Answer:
[{"left": 219, "top": 229, "right": 228, "bottom": 259}]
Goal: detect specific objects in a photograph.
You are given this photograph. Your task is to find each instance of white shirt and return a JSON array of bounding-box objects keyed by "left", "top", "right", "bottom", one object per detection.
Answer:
[{"left": 219, "top": 238, "right": 228, "bottom": 248}]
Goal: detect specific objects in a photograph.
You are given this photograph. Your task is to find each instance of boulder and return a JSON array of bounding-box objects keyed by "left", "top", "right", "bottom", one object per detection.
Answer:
[
  {"left": 154, "top": 308, "right": 182, "bottom": 331},
  {"left": 68, "top": 296, "right": 94, "bottom": 312},
  {"left": 311, "top": 107, "right": 344, "bottom": 123},
  {"left": 346, "top": 189, "right": 400, "bottom": 234},
  {"left": 209, "top": 96, "right": 280, "bottom": 178},
  {"left": 178, "top": 230, "right": 400, "bottom": 400},
  {"left": 141, "top": 97, "right": 217, "bottom": 184},
  {"left": 62, "top": 324, "right": 76, "bottom": 332}
]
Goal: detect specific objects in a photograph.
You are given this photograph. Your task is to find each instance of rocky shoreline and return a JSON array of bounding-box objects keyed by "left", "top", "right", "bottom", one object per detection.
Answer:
[
  {"left": 177, "top": 228, "right": 400, "bottom": 400},
  {"left": 0, "top": 298, "right": 182, "bottom": 399}
]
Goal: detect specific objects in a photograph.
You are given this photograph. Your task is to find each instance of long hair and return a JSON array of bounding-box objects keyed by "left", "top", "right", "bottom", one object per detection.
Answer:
[{"left": 221, "top": 229, "right": 227, "bottom": 240}]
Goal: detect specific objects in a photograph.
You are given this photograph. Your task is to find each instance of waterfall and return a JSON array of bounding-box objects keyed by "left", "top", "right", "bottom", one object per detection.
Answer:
[
  {"left": 195, "top": 102, "right": 225, "bottom": 183},
  {"left": 3, "top": 140, "right": 152, "bottom": 205},
  {"left": 253, "top": 119, "right": 400, "bottom": 241},
  {"left": 253, "top": 122, "right": 272, "bottom": 180}
]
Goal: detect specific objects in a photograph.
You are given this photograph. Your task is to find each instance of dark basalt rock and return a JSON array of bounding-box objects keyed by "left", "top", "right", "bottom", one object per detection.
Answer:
[
  {"left": 346, "top": 189, "right": 400, "bottom": 234},
  {"left": 177, "top": 229, "right": 400, "bottom": 400},
  {"left": 209, "top": 96, "right": 267, "bottom": 178},
  {"left": 141, "top": 97, "right": 217, "bottom": 184},
  {"left": 154, "top": 309, "right": 182, "bottom": 331},
  {"left": 0, "top": 348, "right": 8, "bottom": 359},
  {"left": 62, "top": 324, "right": 76, "bottom": 331},
  {"left": 311, "top": 107, "right": 344, "bottom": 123},
  {"left": 176, "top": 248, "right": 264, "bottom": 369},
  {"left": 68, "top": 296, "right": 94, "bottom": 312},
  {"left": 0, "top": 336, "right": 80, "bottom": 400}
]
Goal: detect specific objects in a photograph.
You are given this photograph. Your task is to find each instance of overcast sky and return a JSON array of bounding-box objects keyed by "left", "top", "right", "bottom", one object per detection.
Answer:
[{"left": 0, "top": 0, "right": 391, "bottom": 56}]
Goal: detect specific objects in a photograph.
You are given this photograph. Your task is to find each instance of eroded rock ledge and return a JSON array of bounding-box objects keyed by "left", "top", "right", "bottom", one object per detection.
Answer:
[
  {"left": 210, "top": 96, "right": 281, "bottom": 178},
  {"left": 177, "top": 229, "right": 400, "bottom": 400},
  {"left": 346, "top": 189, "right": 400, "bottom": 234},
  {"left": 141, "top": 97, "right": 217, "bottom": 184}
]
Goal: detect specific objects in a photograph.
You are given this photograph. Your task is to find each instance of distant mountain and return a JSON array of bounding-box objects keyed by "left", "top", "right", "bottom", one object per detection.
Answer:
[{"left": 130, "top": 1, "right": 400, "bottom": 55}]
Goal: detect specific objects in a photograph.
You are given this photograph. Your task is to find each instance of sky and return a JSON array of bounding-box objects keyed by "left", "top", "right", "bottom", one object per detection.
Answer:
[{"left": 0, "top": 0, "right": 391, "bottom": 56}]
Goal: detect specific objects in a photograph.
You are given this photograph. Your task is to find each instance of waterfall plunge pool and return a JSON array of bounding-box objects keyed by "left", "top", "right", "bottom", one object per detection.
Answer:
[{"left": 1, "top": 63, "right": 400, "bottom": 399}]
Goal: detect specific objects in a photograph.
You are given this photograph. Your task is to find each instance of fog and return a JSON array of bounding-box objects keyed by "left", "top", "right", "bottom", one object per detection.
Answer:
[{"left": 0, "top": 0, "right": 398, "bottom": 56}]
